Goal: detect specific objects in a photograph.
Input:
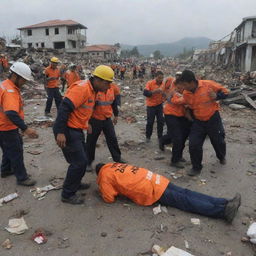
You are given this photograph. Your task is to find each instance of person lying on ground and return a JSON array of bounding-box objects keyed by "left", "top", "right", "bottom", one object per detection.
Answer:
[{"left": 96, "top": 162, "right": 241, "bottom": 223}]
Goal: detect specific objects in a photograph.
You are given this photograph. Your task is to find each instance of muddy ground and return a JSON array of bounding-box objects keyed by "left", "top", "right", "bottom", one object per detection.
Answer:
[{"left": 0, "top": 80, "right": 256, "bottom": 256}]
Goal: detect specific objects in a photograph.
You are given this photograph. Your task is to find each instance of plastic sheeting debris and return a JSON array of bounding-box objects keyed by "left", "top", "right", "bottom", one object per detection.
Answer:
[{"left": 5, "top": 217, "right": 28, "bottom": 235}]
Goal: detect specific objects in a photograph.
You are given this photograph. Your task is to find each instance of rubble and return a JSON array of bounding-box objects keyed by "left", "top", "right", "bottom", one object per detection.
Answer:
[{"left": 2, "top": 239, "right": 12, "bottom": 250}]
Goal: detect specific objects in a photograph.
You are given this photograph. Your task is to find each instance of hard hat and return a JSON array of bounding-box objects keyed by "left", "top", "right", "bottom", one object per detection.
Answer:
[
  {"left": 69, "top": 63, "right": 77, "bottom": 68},
  {"left": 50, "top": 57, "right": 59, "bottom": 63},
  {"left": 176, "top": 71, "right": 182, "bottom": 75},
  {"left": 10, "top": 62, "right": 33, "bottom": 81},
  {"left": 92, "top": 65, "right": 114, "bottom": 82}
]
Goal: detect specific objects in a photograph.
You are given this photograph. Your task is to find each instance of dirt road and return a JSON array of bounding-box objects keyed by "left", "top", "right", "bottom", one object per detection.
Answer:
[{"left": 0, "top": 82, "right": 256, "bottom": 256}]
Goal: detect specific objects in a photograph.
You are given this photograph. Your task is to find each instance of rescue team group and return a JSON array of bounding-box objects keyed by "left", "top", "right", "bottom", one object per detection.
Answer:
[{"left": 0, "top": 57, "right": 241, "bottom": 224}]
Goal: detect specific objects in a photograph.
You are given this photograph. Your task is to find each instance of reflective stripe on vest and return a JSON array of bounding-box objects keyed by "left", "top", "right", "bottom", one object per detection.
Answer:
[
  {"left": 81, "top": 104, "right": 93, "bottom": 109},
  {"left": 95, "top": 100, "right": 113, "bottom": 106}
]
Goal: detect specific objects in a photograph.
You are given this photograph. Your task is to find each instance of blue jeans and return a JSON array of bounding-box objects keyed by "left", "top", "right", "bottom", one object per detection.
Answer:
[
  {"left": 158, "top": 183, "right": 228, "bottom": 218},
  {"left": 0, "top": 129, "right": 28, "bottom": 181},
  {"left": 54, "top": 127, "right": 87, "bottom": 198}
]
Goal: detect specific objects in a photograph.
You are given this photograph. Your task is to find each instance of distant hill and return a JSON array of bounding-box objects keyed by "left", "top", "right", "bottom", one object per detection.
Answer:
[{"left": 121, "top": 37, "right": 212, "bottom": 57}]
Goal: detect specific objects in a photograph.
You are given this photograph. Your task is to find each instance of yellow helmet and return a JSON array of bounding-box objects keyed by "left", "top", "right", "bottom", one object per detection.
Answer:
[
  {"left": 50, "top": 57, "right": 59, "bottom": 63},
  {"left": 93, "top": 65, "right": 114, "bottom": 82}
]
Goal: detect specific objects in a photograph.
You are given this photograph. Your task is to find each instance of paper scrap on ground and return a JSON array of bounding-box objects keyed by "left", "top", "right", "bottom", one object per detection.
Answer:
[
  {"left": 5, "top": 217, "right": 28, "bottom": 235},
  {"left": 30, "top": 184, "right": 61, "bottom": 200},
  {"left": 153, "top": 204, "right": 168, "bottom": 215},
  {"left": 0, "top": 193, "right": 18, "bottom": 206},
  {"left": 247, "top": 222, "right": 256, "bottom": 244},
  {"left": 191, "top": 218, "right": 200, "bottom": 225},
  {"left": 163, "top": 246, "right": 195, "bottom": 256}
]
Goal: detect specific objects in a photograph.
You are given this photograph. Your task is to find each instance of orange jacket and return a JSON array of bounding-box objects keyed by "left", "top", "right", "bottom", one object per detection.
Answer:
[
  {"left": 92, "top": 85, "right": 116, "bottom": 120},
  {"left": 97, "top": 163, "right": 170, "bottom": 206},
  {"left": 0, "top": 79, "right": 24, "bottom": 131},
  {"left": 65, "top": 80, "right": 95, "bottom": 130},
  {"left": 172, "top": 80, "right": 229, "bottom": 121},
  {"left": 163, "top": 84, "right": 186, "bottom": 117},
  {"left": 144, "top": 79, "right": 164, "bottom": 107},
  {"left": 44, "top": 66, "right": 60, "bottom": 88},
  {"left": 64, "top": 70, "right": 80, "bottom": 88}
]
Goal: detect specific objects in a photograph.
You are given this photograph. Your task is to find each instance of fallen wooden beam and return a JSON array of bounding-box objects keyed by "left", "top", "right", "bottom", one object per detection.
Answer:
[
  {"left": 242, "top": 93, "right": 256, "bottom": 110},
  {"left": 222, "top": 91, "right": 256, "bottom": 105}
]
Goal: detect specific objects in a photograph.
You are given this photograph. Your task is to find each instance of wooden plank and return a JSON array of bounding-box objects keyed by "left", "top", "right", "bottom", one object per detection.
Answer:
[{"left": 242, "top": 93, "right": 256, "bottom": 110}]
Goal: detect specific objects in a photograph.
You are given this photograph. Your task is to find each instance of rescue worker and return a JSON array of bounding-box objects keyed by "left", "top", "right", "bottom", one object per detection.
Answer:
[
  {"left": 161, "top": 76, "right": 192, "bottom": 168},
  {"left": 143, "top": 71, "right": 165, "bottom": 143},
  {"left": 86, "top": 83, "right": 125, "bottom": 171},
  {"left": 53, "top": 65, "right": 114, "bottom": 204},
  {"left": 174, "top": 70, "right": 229, "bottom": 176},
  {"left": 0, "top": 62, "right": 38, "bottom": 186},
  {"left": 96, "top": 162, "right": 241, "bottom": 223},
  {"left": 0, "top": 54, "right": 9, "bottom": 73},
  {"left": 159, "top": 71, "right": 182, "bottom": 151},
  {"left": 44, "top": 57, "right": 62, "bottom": 116},
  {"left": 64, "top": 64, "right": 80, "bottom": 88},
  {"left": 120, "top": 66, "right": 126, "bottom": 80},
  {"left": 132, "top": 65, "right": 137, "bottom": 79}
]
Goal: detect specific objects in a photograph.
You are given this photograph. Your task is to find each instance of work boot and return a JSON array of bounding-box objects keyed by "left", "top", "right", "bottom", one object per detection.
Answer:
[
  {"left": 1, "top": 170, "right": 15, "bottom": 178},
  {"left": 117, "top": 158, "right": 127, "bottom": 164},
  {"left": 170, "top": 162, "right": 185, "bottom": 169},
  {"left": 45, "top": 112, "right": 52, "bottom": 117},
  {"left": 158, "top": 138, "right": 165, "bottom": 151},
  {"left": 86, "top": 164, "right": 93, "bottom": 172},
  {"left": 224, "top": 193, "right": 241, "bottom": 223},
  {"left": 220, "top": 158, "right": 227, "bottom": 165},
  {"left": 187, "top": 168, "right": 201, "bottom": 176},
  {"left": 78, "top": 183, "right": 91, "bottom": 190},
  {"left": 17, "top": 178, "right": 37, "bottom": 186},
  {"left": 179, "top": 157, "right": 186, "bottom": 163},
  {"left": 61, "top": 194, "right": 84, "bottom": 205}
]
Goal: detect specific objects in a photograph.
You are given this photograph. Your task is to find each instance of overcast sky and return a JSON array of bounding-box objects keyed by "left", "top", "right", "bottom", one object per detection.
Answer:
[{"left": 1, "top": 0, "right": 256, "bottom": 45}]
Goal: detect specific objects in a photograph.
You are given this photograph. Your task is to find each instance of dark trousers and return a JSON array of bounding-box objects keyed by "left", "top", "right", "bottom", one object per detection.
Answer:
[
  {"left": 146, "top": 104, "right": 164, "bottom": 139},
  {"left": 45, "top": 87, "right": 62, "bottom": 113},
  {"left": 120, "top": 71, "right": 125, "bottom": 80},
  {"left": 189, "top": 111, "right": 226, "bottom": 170},
  {"left": 158, "top": 183, "right": 227, "bottom": 218},
  {"left": 86, "top": 118, "right": 121, "bottom": 164},
  {"left": 165, "top": 115, "right": 191, "bottom": 163},
  {"left": 0, "top": 129, "right": 28, "bottom": 181},
  {"left": 57, "top": 128, "right": 87, "bottom": 198}
]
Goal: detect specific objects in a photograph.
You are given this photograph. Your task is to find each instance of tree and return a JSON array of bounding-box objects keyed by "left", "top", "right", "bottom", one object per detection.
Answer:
[
  {"left": 130, "top": 47, "right": 140, "bottom": 57},
  {"left": 153, "top": 50, "right": 163, "bottom": 59}
]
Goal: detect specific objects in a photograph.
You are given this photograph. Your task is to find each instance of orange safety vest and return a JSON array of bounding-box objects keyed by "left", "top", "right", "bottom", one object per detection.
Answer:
[
  {"left": 145, "top": 79, "right": 164, "bottom": 107},
  {"left": 162, "top": 78, "right": 186, "bottom": 117},
  {"left": 65, "top": 80, "right": 96, "bottom": 130},
  {"left": 173, "top": 80, "right": 229, "bottom": 121},
  {"left": 97, "top": 163, "right": 170, "bottom": 206},
  {"left": 0, "top": 79, "right": 24, "bottom": 131},
  {"left": 44, "top": 66, "right": 60, "bottom": 88},
  {"left": 92, "top": 85, "right": 115, "bottom": 120}
]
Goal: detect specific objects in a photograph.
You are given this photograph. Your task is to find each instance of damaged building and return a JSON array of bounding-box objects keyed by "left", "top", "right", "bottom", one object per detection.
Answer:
[
  {"left": 85, "top": 44, "right": 121, "bottom": 61},
  {"left": 18, "top": 19, "right": 87, "bottom": 53},
  {"left": 234, "top": 16, "right": 256, "bottom": 72}
]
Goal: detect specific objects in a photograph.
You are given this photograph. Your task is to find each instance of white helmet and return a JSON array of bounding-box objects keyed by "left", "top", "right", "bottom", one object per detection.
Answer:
[{"left": 10, "top": 62, "right": 33, "bottom": 81}]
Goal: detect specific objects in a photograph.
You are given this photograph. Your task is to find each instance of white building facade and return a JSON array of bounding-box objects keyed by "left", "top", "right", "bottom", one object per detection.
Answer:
[
  {"left": 234, "top": 16, "right": 256, "bottom": 72},
  {"left": 18, "top": 20, "right": 87, "bottom": 53}
]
